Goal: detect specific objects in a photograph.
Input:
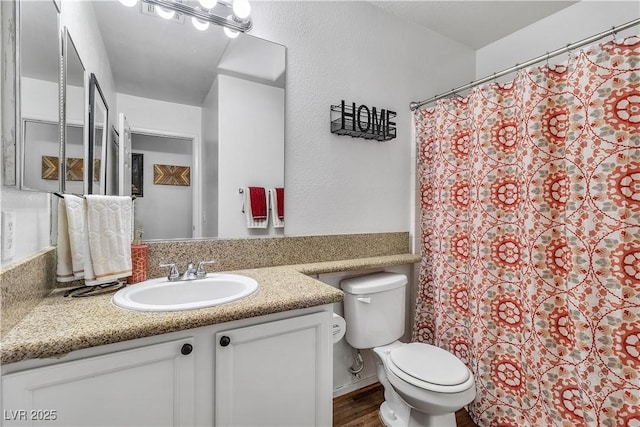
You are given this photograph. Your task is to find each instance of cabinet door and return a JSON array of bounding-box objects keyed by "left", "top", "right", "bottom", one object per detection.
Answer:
[
  {"left": 2, "top": 338, "right": 195, "bottom": 426},
  {"left": 215, "top": 312, "right": 331, "bottom": 426}
]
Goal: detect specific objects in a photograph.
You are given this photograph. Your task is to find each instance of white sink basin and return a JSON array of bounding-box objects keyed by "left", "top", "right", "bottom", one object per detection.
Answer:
[{"left": 112, "top": 273, "right": 258, "bottom": 312}]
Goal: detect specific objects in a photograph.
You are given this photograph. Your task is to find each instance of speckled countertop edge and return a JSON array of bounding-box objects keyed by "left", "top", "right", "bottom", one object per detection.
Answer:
[
  {"left": 0, "top": 254, "right": 420, "bottom": 364},
  {"left": 292, "top": 254, "right": 421, "bottom": 275}
]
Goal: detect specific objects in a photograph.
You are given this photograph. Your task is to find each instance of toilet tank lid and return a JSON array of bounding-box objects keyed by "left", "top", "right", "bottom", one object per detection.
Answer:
[{"left": 340, "top": 272, "right": 407, "bottom": 295}]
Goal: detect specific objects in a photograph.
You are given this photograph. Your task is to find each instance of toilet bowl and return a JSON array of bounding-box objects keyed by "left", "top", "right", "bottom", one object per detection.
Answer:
[
  {"left": 340, "top": 272, "right": 476, "bottom": 427},
  {"left": 373, "top": 342, "right": 475, "bottom": 426}
]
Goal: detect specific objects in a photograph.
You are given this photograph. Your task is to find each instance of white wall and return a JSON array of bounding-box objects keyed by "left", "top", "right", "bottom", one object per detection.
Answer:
[
  {"left": 476, "top": 1, "right": 640, "bottom": 78},
  {"left": 116, "top": 94, "right": 202, "bottom": 140},
  {"left": 249, "top": 1, "right": 475, "bottom": 237},
  {"left": 217, "top": 75, "right": 285, "bottom": 238},
  {"left": 61, "top": 2, "right": 117, "bottom": 115},
  {"left": 201, "top": 78, "right": 219, "bottom": 237},
  {"left": 0, "top": 188, "right": 50, "bottom": 268},
  {"left": 20, "top": 77, "right": 58, "bottom": 122}
]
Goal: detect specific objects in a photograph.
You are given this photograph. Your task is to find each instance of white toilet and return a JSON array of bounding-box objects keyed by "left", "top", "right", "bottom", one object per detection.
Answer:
[{"left": 340, "top": 272, "right": 476, "bottom": 427}]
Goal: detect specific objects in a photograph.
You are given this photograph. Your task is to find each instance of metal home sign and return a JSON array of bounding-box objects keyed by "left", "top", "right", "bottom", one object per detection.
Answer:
[{"left": 330, "top": 100, "right": 397, "bottom": 141}]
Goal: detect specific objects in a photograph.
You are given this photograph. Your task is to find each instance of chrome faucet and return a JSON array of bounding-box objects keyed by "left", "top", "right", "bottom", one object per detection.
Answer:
[
  {"left": 181, "top": 262, "right": 198, "bottom": 281},
  {"left": 196, "top": 260, "right": 216, "bottom": 278},
  {"left": 159, "top": 263, "right": 180, "bottom": 281},
  {"left": 159, "top": 260, "right": 216, "bottom": 282}
]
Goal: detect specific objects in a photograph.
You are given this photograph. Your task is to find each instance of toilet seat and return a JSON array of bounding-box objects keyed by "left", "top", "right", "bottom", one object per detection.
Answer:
[{"left": 386, "top": 343, "right": 473, "bottom": 394}]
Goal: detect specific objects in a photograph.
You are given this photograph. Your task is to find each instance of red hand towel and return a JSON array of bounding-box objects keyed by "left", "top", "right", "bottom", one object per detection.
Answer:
[
  {"left": 275, "top": 187, "right": 284, "bottom": 220},
  {"left": 248, "top": 187, "right": 267, "bottom": 220}
]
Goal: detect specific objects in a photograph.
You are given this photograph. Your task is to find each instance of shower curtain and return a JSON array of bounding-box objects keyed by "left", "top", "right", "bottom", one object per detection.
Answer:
[{"left": 413, "top": 36, "right": 639, "bottom": 426}]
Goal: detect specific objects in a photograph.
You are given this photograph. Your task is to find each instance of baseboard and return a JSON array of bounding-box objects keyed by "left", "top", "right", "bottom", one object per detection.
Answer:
[{"left": 332, "top": 374, "right": 379, "bottom": 398}]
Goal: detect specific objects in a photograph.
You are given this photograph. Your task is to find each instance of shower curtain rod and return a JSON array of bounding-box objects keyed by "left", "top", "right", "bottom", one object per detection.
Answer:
[{"left": 409, "top": 17, "right": 640, "bottom": 111}]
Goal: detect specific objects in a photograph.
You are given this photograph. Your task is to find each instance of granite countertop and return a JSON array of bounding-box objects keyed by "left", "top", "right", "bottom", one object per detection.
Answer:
[{"left": 1, "top": 254, "right": 420, "bottom": 364}]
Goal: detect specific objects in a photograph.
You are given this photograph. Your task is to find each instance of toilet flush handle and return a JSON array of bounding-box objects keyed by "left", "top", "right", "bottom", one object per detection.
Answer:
[{"left": 356, "top": 297, "right": 371, "bottom": 304}]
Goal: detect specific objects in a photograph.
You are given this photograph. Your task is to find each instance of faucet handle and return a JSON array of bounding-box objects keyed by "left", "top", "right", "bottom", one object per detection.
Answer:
[
  {"left": 196, "top": 260, "right": 216, "bottom": 278},
  {"left": 159, "top": 263, "right": 180, "bottom": 281}
]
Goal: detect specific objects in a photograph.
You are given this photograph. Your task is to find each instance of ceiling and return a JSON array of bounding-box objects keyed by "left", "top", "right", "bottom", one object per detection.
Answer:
[{"left": 371, "top": 1, "right": 578, "bottom": 49}]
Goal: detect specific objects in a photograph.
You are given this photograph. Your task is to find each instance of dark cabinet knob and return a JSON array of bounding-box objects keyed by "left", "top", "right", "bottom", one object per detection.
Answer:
[
  {"left": 181, "top": 343, "right": 193, "bottom": 355},
  {"left": 220, "top": 336, "right": 231, "bottom": 347}
]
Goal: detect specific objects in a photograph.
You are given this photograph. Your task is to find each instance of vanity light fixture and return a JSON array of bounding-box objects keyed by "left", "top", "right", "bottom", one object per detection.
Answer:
[
  {"left": 156, "top": 5, "right": 176, "bottom": 20},
  {"left": 121, "top": 0, "right": 252, "bottom": 36},
  {"left": 223, "top": 15, "right": 239, "bottom": 38},
  {"left": 199, "top": 0, "right": 217, "bottom": 9},
  {"left": 192, "top": 14, "right": 210, "bottom": 31},
  {"left": 232, "top": 0, "right": 250, "bottom": 21}
]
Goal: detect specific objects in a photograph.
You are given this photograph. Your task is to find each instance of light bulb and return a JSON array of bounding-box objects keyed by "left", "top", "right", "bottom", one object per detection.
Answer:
[
  {"left": 224, "top": 26, "right": 239, "bottom": 39},
  {"left": 119, "top": 0, "right": 138, "bottom": 6},
  {"left": 192, "top": 16, "right": 209, "bottom": 31},
  {"left": 232, "top": 0, "right": 251, "bottom": 21},
  {"left": 156, "top": 6, "right": 175, "bottom": 20},
  {"left": 224, "top": 14, "right": 240, "bottom": 38},
  {"left": 198, "top": 0, "right": 217, "bottom": 9}
]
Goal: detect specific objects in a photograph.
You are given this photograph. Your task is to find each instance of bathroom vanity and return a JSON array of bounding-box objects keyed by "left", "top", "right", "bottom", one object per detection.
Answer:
[
  {"left": 2, "top": 307, "right": 331, "bottom": 426},
  {"left": 0, "top": 265, "right": 345, "bottom": 427}
]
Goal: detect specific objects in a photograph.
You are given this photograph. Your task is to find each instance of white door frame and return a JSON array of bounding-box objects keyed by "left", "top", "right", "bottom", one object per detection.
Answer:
[{"left": 128, "top": 126, "right": 202, "bottom": 239}]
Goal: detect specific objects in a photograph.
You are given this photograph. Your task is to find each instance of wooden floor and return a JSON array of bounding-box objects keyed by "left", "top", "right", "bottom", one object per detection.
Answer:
[{"left": 333, "top": 383, "right": 477, "bottom": 427}]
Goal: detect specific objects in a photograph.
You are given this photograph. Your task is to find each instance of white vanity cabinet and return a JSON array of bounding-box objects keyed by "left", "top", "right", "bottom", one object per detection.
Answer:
[
  {"left": 1, "top": 338, "right": 196, "bottom": 426},
  {"left": 1, "top": 307, "right": 333, "bottom": 427},
  {"left": 215, "top": 311, "right": 331, "bottom": 426}
]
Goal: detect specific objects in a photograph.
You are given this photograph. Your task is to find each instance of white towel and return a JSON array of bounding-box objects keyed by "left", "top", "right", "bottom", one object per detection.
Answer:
[
  {"left": 85, "top": 195, "right": 133, "bottom": 285},
  {"left": 269, "top": 189, "right": 284, "bottom": 228},
  {"left": 64, "top": 195, "right": 87, "bottom": 280},
  {"left": 56, "top": 198, "right": 74, "bottom": 282},
  {"left": 243, "top": 187, "right": 269, "bottom": 229}
]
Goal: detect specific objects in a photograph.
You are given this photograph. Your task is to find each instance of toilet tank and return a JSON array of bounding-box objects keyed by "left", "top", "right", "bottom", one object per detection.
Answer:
[{"left": 340, "top": 272, "right": 407, "bottom": 349}]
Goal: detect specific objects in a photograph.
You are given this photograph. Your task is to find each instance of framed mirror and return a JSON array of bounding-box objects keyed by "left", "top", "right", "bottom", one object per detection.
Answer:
[
  {"left": 62, "top": 28, "right": 86, "bottom": 194},
  {"left": 88, "top": 73, "right": 108, "bottom": 194},
  {"left": 16, "top": 0, "right": 62, "bottom": 191},
  {"left": 90, "top": 1, "right": 285, "bottom": 240}
]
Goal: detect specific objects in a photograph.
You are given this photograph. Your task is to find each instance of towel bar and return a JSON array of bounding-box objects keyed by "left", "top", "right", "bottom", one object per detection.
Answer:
[{"left": 54, "top": 192, "right": 137, "bottom": 200}]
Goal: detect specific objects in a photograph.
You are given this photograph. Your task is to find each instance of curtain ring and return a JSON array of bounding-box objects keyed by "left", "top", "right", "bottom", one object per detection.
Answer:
[
  {"left": 566, "top": 43, "right": 573, "bottom": 61},
  {"left": 546, "top": 52, "right": 550, "bottom": 67},
  {"left": 611, "top": 27, "right": 617, "bottom": 42}
]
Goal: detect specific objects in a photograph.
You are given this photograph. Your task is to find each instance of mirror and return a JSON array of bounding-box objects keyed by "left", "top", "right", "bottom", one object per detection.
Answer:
[
  {"left": 16, "top": 0, "right": 61, "bottom": 191},
  {"left": 62, "top": 29, "right": 86, "bottom": 194},
  {"left": 88, "top": 73, "right": 108, "bottom": 194},
  {"left": 89, "top": 1, "right": 285, "bottom": 240}
]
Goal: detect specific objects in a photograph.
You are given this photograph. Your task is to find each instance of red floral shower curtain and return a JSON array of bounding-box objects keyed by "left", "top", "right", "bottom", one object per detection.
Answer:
[{"left": 413, "top": 36, "right": 639, "bottom": 426}]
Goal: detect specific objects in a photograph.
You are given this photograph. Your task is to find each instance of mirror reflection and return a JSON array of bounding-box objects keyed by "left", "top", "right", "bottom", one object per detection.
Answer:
[
  {"left": 19, "top": 0, "right": 60, "bottom": 191},
  {"left": 91, "top": 1, "right": 286, "bottom": 240},
  {"left": 62, "top": 30, "right": 86, "bottom": 195},
  {"left": 88, "top": 73, "right": 108, "bottom": 194},
  {"left": 106, "top": 126, "right": 119, "bottom": 196}
]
